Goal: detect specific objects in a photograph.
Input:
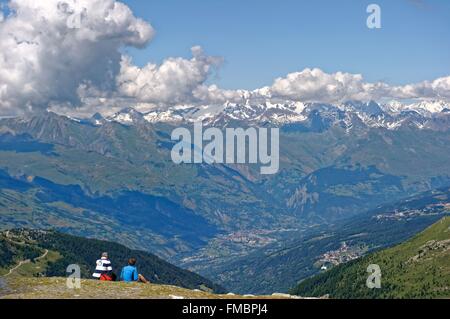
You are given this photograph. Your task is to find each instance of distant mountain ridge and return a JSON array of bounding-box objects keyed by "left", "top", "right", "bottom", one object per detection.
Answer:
[{"left": 93, "top": 99, "right": 450, "bottom": 131}]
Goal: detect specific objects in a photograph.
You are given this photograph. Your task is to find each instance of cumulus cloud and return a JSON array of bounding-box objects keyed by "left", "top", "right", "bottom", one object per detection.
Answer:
[
  {"left": 116, "top": 46, "right": 223, "bottom": 106},
  {"left": 387, "top": 76, "right": 450, "bottom": 100},
  {"left": 270, "top": 68, "right": 365, "bottom": 103},
  {"left": 0, "top": 0, "right": 153, "bottom": 116},
  {"left": 192, "top": 85, "right": 249, "bottom": 105},
  {"left": 55, "top": 63, "right": 450, "bottom": 117},
  {"left": 264, "top": 68, "right": 450, "bottom": 104},
  {"left": 0, "top": 0, "right": 449, "bottom": 118}
]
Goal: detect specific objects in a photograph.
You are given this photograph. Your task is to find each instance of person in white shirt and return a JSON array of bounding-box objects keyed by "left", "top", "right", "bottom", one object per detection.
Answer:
[{"left": 92, "top": 252, "right": 113, "bottom": 280}]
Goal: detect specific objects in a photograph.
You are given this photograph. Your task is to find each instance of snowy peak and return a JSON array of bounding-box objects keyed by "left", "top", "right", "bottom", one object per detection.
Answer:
[
  {"left": 383, "top": 100, "right": 449, "bottom": 115},
  {"left": 342, "top": 100, "right": 384, "bottom": 116},
  {"left": 90, "top": 113, "right": 106, "bottom": 126},
  {"left": 206, "top": 101, "right": 308, "bottom": 125},
  {"left": 406, "top": 100, "right": 448, "bottom": 115},
  {"left": 108, "top": 108, "right": 145, "bottom": 125},
  {"left": 101, "top": 99, "right": 450, "bottom": 131}
]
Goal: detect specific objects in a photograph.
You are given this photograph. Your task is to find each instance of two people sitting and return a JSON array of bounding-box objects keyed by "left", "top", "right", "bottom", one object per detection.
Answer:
[{"left": 92, "top": 252, "right": 149, "bottom": 283}]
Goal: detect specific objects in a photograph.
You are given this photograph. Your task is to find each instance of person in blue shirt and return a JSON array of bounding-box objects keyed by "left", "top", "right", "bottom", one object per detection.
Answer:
[{"left": 120, "top": 258, "right": 150, "bottom": 283}]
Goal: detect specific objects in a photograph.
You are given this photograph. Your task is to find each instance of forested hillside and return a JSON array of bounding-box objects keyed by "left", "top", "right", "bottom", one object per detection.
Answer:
[{"left": 290, "top": 217, "right": 450, "bottom": 299}]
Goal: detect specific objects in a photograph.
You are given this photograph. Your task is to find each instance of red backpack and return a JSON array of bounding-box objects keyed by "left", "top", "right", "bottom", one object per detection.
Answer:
[{"left": 99, "top": 273, "right": 114, "bottom": 281}]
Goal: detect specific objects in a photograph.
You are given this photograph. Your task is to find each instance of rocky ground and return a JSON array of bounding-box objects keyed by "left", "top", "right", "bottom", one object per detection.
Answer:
[{"left": 0, "top": 277, "right": 304, "bottom": 299}]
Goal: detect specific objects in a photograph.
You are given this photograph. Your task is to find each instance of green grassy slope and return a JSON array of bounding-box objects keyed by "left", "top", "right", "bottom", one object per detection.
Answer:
[{"left": 290, "top": 217, "right": 450, "bottom": 299}]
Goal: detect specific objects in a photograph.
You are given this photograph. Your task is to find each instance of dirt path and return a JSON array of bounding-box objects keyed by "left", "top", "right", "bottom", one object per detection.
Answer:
[{"left": 2, "top": 249, "right": 49, "bottom": 278}]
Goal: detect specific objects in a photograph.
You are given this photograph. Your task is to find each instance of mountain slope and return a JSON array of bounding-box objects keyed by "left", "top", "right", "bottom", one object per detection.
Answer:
[
  {"left": 1, "top": 109, "right": 450, "bottom": 284},
  {"left": 0, "top": 229, "right": 225, "bottom": 293},
  {"left": 196, "top": 187, "right": 450, "bottom": 294},
  {"left": 290, "top": 217, "right": 450, "bottom": 299}
]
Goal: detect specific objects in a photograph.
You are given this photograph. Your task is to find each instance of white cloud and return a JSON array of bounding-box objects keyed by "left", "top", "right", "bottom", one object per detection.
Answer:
[
  {"left": 0, "top": 0, "right": 153, "bottom": 116},
  {"left": 91, "top": 68, "right": 450, "bottom": 116},
  {"left": 193, "top": 84, "right": 248, "bottom": 105},
  {"left": 0, "top": 0, "right": 449, "bottom": 118},
  {"left": 266, "top": 68, "right": 450, "bottom": 104},
  {"left": 388, "top": 76, "right": 450, "bottom": 100},
  {"left": 271, "top": 68, "right": 360, "bottom": 103},
  {"left": 116, "top": 46, "right": 223, "bottom": 106},
  {"left": 268, "top": 68, "right": 390, "bottom": 103}
]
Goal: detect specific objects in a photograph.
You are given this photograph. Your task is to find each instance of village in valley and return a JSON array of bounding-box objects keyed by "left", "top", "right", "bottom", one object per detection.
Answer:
[
  {"left": 374, "top": 202, "right": 450, "bottom": 221},
  {"left": 317, "top": 242, "right": 367, "bottom": 270}
]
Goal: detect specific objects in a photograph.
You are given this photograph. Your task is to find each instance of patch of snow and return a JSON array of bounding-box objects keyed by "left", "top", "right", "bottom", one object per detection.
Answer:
[{"left": 113, "top": 113, "right": 133, "bottom": 124}]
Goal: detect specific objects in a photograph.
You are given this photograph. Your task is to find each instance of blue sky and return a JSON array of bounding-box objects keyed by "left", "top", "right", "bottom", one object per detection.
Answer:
[{"left": 122, "top": 0, "right": 450, "bottom": 90}]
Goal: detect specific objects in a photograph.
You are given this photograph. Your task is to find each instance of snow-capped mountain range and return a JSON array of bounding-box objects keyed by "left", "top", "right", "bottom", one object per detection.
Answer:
[{"left": 90, "top": 100, "right": 450, "bottom": 131}]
